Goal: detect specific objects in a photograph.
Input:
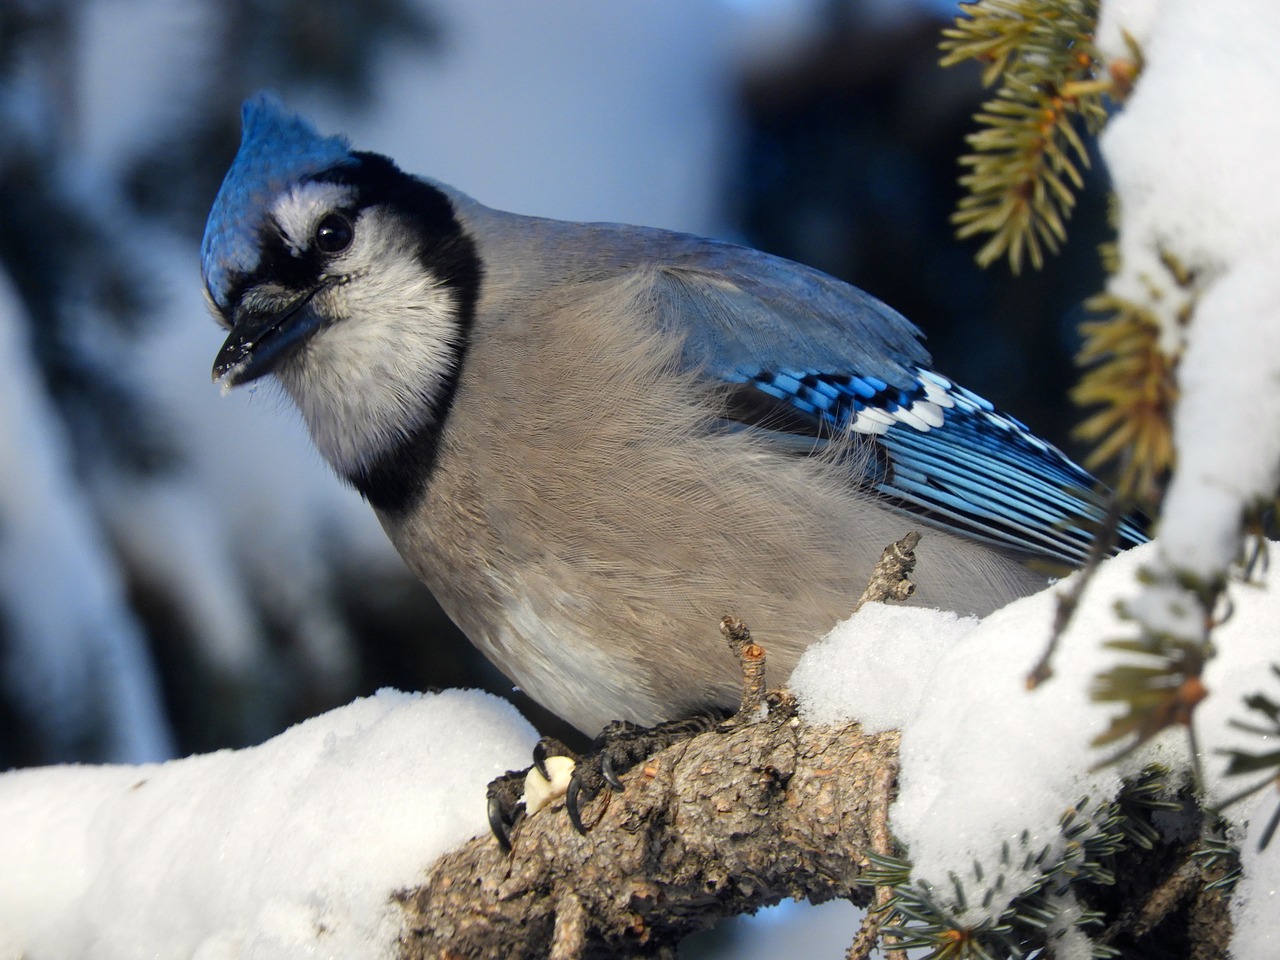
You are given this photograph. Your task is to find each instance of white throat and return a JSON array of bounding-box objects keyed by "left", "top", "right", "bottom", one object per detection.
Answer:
[{"left": 274, "top": 212, "right": 464, "bottom": 475}]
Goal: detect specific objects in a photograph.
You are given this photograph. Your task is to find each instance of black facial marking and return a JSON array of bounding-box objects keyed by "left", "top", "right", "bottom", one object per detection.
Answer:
[
  {"left": 218, "top": 151, "right": 483, "bottom": 514},
  {"left": 236, "top": 219, "right": 338, "bottom": 303},
  {"left": 313, "top": 153, "right": 484, "bottom": 515}
]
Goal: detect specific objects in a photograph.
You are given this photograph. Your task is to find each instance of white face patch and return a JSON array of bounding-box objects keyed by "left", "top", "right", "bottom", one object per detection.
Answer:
[
  {"left": 272, "top": 205, "right": 466, "bottom": 475},
  {"left": 271, "top": 181, "right": 357, "bottom": 257}
]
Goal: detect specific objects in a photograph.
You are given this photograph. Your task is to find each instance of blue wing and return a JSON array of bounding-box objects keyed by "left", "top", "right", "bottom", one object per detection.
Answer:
[{"left": 647, "top": 247, "right": 1146, "bottom": 564}]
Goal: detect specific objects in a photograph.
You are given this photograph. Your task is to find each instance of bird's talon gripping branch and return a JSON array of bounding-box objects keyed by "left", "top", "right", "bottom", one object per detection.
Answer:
[
  {"left": 600, "top": 752, "right": 626, "bottom": 792},
  {"left": 556, "top": 705, "right": 732, "bottom": 835},
  {"left": 565, "top": 773, "right": 597, "bottom": 835},
  {"left": 532, "top": 736, "right": 577, "bottom": 783},
  {"left": 486, "top": 768, "right": 528, "bottom": 853},
  {"left": 486, "top": 746, "right": 580, "bottom": 852},
  {"left": 517, "top": 610, "right": 849, "bottom": 842}
]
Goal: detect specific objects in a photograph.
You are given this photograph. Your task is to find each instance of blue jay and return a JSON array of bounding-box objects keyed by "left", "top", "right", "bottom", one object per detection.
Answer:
[{"left": 202, "top": 95, "right": 1141, "bottom": 735}]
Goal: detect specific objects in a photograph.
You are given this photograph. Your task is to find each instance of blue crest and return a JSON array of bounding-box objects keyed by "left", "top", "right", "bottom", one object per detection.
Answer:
[{"left": 201, "top": 92, "right": 356, "bottom": 309}]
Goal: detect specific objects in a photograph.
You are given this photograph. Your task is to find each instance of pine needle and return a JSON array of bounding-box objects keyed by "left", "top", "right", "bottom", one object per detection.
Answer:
[{"left": 940, "top": 0, "right": 1111, "bottom": 273}]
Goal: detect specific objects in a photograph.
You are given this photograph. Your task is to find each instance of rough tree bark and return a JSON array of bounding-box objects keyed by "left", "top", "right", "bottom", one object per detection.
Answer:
[
  {"left": 397, "top": 710, "right": 898, "bottom": 959},
  {"left": 395, "top": 709, "right": 1234, "bottom": 959},
  {"left": 394, "top": 534, "right": 1236, "bottom": 960}
]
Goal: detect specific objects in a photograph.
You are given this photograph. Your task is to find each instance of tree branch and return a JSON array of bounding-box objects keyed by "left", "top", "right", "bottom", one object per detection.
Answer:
[{"left": 396, "top": 713, "right": 900, "bottom": 959}]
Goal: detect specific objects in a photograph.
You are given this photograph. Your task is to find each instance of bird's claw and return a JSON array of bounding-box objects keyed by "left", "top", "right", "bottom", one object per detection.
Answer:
[
  {"left": 600, "top": 751, "right": 626, "bottom": 792},
  {"left": 532, "top": 735, "right": 575, "bottom": 781},
  {"left": 486, "top": 739, "right": 583, "bottom": 852},
  {"left": 564, "top": 710, "right": 731, "bottom": 835},
  {"left": 486, "top": 768, "right": 527, "bottom": 853},
  {"left": 566, "top": 771, "right": 590, "bottom": 834}
]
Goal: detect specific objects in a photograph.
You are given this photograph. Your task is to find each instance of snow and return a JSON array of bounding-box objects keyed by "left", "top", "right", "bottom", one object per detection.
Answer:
[
  {"left": 1234, "top": 807, "right": 1280, "bottom": 960},
  {"left": 791, "top": 604, "right": 979, "bottom": 731},
  {"left": 1094, "top": 0, "right": 1161, "bottom": 59},
  {"left": 1092, "top": 5, "right": 1280, "bottom": 948},
  {"left": 6, "top": 546, "right": 1272, "bottom": 958},
  {"left": 791, "top": 540, "right": 1279, "bottom": 949},
  {"left": 1096, "top": 1, "right": 1280, "bottom": 636},
  {"left": 0, "top": 688, "right": 537, "bottom": 960}
]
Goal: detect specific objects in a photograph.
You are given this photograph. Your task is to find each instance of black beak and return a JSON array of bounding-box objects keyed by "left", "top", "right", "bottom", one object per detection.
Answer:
[{"left": 212, "top": 284, "right": 329, "bottom": 388}]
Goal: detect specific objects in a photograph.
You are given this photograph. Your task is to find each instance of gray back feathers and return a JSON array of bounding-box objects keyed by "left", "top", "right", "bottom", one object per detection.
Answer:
[{"left": 383, "top": 243, "right": 1042, "bottom": 731}]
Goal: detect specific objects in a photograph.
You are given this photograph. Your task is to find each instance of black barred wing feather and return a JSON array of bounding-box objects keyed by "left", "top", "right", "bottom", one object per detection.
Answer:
[{"left": 652, "top": 258, "right": 1146, "bottom": 563}]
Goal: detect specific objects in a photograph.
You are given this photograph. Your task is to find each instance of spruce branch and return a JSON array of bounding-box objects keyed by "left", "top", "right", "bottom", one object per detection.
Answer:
[
  {"left": 1217, "top": 664, "right": 1280, "bottom": 848},
  {"left": 1072, "top": 295, "right": 1177, "bottom": 508},
  {"left": 941, "top": 0, "right": 1110, "bottom": 273},
  {"left": 1089, "top": 633, "right": 1211, "bottom": 774},
  {"left": 875, "top": 768, "right": 1221, "bottom": 960},
  {"left": 400, "top": 727, "right": 1229, "bottom": 959},
  {"left": 1072, "top": 243, "right": 1188, "bottom": 509}
]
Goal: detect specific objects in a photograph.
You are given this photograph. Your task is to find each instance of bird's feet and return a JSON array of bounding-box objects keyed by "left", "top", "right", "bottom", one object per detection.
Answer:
[
  {"left": 486, "top": 737, "right": 580, "bottom": 852},
  {"left": 563, "top": 712, "right": 730, "bottom": 833},
  {"left": 487, "top": 614, "right": 791, "bottom": 850},
  {"left": 485, "top": 713, "right": 730, "bottom": 849}
]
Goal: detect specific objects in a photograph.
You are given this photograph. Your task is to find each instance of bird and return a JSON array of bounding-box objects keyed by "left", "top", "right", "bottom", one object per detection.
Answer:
[{"left": 202, "top": 93, "right": 1142, "bottom": 736}]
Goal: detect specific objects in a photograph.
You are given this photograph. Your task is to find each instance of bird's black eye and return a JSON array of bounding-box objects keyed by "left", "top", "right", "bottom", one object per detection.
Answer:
[{"left": 314, "top": 213, "right": 354, "bottom": 254}]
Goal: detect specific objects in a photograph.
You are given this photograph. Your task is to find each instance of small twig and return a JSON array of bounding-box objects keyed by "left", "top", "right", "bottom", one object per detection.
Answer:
[
  {"left": 1096, "top": 845, "right": 1200, "bottom": 947},
  {"left": 1027, "top": 493, "right": 1124, "bottom": 689},
  {"left": 1132, "top": 858, "right": 1200, "bottom": 937},
  {"left": 721, "top": 615, "right": 768, "bottom": 719},
  {"left": 845, "top": 908, "right": 880, "bottom": 960},
  {"left": 724, "top": 533, "right": 920, "bottom": 732},
  {"left": 851, "top": 532, "right": 921, "bottom": 614}
]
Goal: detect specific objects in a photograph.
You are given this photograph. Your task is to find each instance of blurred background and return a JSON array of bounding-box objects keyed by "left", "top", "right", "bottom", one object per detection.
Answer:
[{"left": 0, "top": 0, "right": 1109, "bottom": 951}]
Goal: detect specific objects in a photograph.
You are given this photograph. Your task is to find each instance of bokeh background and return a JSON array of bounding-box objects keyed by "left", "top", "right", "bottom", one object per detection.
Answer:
[{"left": 0, "top": 0, "right": 1110, "bottom": 952}]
